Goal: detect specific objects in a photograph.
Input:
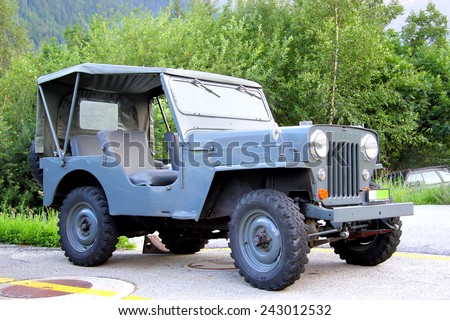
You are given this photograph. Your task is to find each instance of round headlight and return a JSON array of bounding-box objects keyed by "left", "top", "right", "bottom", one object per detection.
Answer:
[
  {"left": 361, "top": 134, "right": 378, "bottom": 161},
  {"left": 310, "top": 130, "right": 328, "bottom": 159}
]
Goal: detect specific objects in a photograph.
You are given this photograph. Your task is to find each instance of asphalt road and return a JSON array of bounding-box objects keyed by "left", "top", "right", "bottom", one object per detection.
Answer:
[{"left": 0, "top": 205, "right": 448, "bottom": 300}]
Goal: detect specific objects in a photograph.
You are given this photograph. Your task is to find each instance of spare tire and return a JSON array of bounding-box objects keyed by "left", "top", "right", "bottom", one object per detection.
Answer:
[{"left": 29, "top": 139, "right": 43, "bottom": 186}]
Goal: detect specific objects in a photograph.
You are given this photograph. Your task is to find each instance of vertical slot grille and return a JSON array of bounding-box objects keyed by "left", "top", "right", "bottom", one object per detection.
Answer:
[{"left": 327, "top": 142, "right": 359, "bottom": 198}]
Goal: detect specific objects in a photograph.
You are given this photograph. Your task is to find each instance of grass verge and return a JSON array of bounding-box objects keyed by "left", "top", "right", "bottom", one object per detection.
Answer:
[
  {"left": 0, "top": 205, "right": 136, "bottom": 249},
  {"left": 378, "top": 181, "right": 450, "bottom": 205}
]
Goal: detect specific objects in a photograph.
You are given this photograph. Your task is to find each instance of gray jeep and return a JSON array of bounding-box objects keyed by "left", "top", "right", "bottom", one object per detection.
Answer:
[{"left": 31, "top": 63, "right": 413, "bottom": 290}]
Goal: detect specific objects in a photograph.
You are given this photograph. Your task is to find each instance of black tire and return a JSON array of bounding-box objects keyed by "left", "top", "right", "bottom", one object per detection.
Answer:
[
  {"left": 330, "top": 217, "right": 402, "bottom": 266},
  {"left": 29, "top": 140, "right": 43, "bottom": 186},
  {"left": 228, "top": 189, "right": 309, "bottom": 291},
  {"left": 160, "top": 235, "right": 208, "bottom": 254},
  {"left": 58, "top": 187, "right": 119, "bottom": 266}
]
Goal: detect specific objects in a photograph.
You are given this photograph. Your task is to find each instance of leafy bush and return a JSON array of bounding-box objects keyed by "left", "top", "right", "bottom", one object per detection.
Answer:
[{"left": 0, "top": 0, "right": 449, "bottom": 212}]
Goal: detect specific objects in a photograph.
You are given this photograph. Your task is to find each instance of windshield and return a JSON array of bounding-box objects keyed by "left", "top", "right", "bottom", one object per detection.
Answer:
[{"left": 169, "top": 78, "right": 270, "bottom": 121}]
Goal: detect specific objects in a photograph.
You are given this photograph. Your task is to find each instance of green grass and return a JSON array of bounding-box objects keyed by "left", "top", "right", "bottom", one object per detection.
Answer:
[
  {"left": 0, "top": 205, "right": 136, "bottom": 249},
  {"left": 378, "top": 181, "right": 450, "bottom": 205},
  {"left": 117, "top": 235, "right": 137, "bottom": 250},
  {"left": 0, "top": 206, "right": 59, "bottom": 247}
]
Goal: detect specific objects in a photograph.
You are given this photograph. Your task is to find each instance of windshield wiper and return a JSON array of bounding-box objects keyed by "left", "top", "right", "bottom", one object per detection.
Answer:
[
  {"left": 192, "top": 79, "right": 220, "bottom": 98},
  {"left": 237, "top": 85, "right": 262, "bottom": 99}
]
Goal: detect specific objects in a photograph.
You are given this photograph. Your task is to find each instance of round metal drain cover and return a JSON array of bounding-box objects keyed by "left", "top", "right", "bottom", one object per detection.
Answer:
[
  {"left": 0, "top": 279, "right": 92, "bottom": 299},
  {"left": 186, "top": 259, "right": 237, "bottom": 271}
]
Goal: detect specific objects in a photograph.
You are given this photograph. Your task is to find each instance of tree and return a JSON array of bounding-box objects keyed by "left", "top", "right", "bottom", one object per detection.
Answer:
[
  {"left": 0, "top": 0, "right": 449, "bottom": 210},
  {"left": 280, "top": 0, "right": 423, "bottom": 167},
  {"left": 396, "top": 2, "right": 450, "bottom": 167},
  {"left": 61, "top": 0, "right": 426, "bottom": 167},
  {"left": 401, "top": 2, "right": 448, "bottom": 48},
  {"left": 0, "top": 0, "right": 31, "bottom": 75}
]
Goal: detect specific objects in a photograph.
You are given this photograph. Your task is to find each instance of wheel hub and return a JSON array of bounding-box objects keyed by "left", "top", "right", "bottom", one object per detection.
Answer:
[
  {"left": 253, "top": 229, "right": 272, "bottom": 249},
  {"left": 238, "top": 210, "right": 282, "bottom": 272},
  {"left": 67, "top": 203, "right": 99, "bottom": 252},
  {"left": 80, "top": 218, "right": 91, "bottom": 236}
]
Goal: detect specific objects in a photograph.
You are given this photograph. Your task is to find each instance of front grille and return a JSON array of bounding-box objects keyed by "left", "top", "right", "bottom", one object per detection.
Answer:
[{"left": 327, "top": 142, "right": 359, "bottom": 198}]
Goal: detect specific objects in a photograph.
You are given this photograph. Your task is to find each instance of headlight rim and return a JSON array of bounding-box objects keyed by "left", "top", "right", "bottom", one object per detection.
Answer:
[
  {"left": 361, "top": 134, "right": 379, "bottom": 161},
  {"left": 310, "top": 129, "right": 328, "bottom": 160}
]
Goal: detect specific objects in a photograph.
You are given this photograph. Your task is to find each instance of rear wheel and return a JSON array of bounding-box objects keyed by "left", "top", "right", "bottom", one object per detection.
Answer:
[
  {"left": 228, "top": 189, "right": 309, "bottom": 291},
  {"left": 331, "top": 218, "right": 402, "bottom": 266},
  {"left": 58, "top": 186, "right": 119, "bottom": 266}
]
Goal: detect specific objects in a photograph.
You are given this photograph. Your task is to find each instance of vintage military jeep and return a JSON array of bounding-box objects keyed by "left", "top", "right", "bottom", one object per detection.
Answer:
[{"left": 32, "top": 63, "right": 413, "bottom": 290}]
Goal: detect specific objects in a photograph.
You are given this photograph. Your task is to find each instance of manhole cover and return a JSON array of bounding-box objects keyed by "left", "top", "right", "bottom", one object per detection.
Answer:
[
  {"left": 185, "top": 259, "right": 237, "bottom": 271},
  {"left": 0, "top": 279, "right": 92, "bottom": 299}
]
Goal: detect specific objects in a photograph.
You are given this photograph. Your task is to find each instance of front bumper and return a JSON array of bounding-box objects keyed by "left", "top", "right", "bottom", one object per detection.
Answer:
[{"left": 305, "top": 202, "right": 414, "bottom": 226}]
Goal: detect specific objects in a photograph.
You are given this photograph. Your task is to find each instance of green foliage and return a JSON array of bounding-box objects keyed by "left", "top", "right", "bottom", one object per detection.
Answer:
[
  {"left": 0, "top": 0, "right": 31, "bottom": 75},
  {"left": 117, "top": 236, "right": 137, "bottom": 250},
  {"left": 378, "top": 181, "right": 450, "bottom": 205},
  {"left": 0, "top": 53, "right": 42, "bottom": 207},
  {"left": 0, "top": 207, "right": 59, "bottom": 247},
  {"left": 396, "top": 2, "right": 450, "bottom": 168},
  {"left": 153, "top": 97, "right": 175, "bottom": 159},
  {"left": 0, "top": 0, "right": 449, "bottom": 214},
  {"left": 401, "top": 2, "right": 448, "bottom": 48}
]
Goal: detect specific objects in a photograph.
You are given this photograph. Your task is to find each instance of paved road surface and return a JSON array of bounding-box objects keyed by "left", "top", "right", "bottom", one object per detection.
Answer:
[{"left": 0, "top": 205, "right": 448, "bottom": 300}]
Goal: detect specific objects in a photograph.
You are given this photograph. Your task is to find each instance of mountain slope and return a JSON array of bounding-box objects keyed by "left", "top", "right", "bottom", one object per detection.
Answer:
[{"left": 17, "top": 0, "right": 189, "bottom": 45}]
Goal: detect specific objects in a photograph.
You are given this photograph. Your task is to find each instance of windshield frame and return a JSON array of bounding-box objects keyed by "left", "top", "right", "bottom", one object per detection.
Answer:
[{"left": 162, "top": 74, "right": 275, "bottom": 139}]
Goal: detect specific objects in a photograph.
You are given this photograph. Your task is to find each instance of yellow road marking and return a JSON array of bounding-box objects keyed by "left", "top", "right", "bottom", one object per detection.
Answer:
[
  {"left": 0, "top": 277, "right": 15, "bottom": 284},
  {"left": 311, "top": 247, "right": 450, "bottom": 261},
  {"left": 0, "top": 278, "right": 149, "bottom": 300},
  {"left": 11, "top": 280, "right": 117, "bottom": 297},
  {"left": 393, "top": 252, "right": 450, "bottom": 261},
  {"left": 1, "top": 248, "right": 447, "bottom": 300}
]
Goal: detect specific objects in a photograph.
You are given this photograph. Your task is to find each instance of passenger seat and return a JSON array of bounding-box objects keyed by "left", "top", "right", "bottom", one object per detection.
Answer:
[{"left": 97, "top": 130, "right": 178, "bottom": 186}]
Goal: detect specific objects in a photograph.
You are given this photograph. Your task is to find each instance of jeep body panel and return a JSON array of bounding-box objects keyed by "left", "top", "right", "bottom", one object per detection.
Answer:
[
  {"left": 34, "top": 63, "right": 414, "bottom": 290},
  {"left": 36, "top": 62, "right": 413, "bottom": 225}
]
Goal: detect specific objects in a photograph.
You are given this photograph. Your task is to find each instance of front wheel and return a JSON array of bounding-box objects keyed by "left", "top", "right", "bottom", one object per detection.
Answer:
[
  {"left": 228, "top": 189, "right": 309, "bottom": 291},
  {"left": 58, "top": 187, "right": 119, "bottom": 266},
  {"left": 331, "top": 218, "right": 402, "bottom": 266}
]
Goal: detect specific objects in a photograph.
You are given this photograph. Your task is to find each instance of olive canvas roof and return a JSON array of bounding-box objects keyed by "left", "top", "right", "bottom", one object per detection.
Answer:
[{"left": 38, "top": 63, "right": 262, "bottom": 93}]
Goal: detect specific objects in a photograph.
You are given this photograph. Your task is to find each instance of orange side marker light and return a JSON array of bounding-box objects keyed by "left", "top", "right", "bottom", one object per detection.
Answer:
[{"left": 318, "top": 188, "right": 329, "bottom": 200}]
